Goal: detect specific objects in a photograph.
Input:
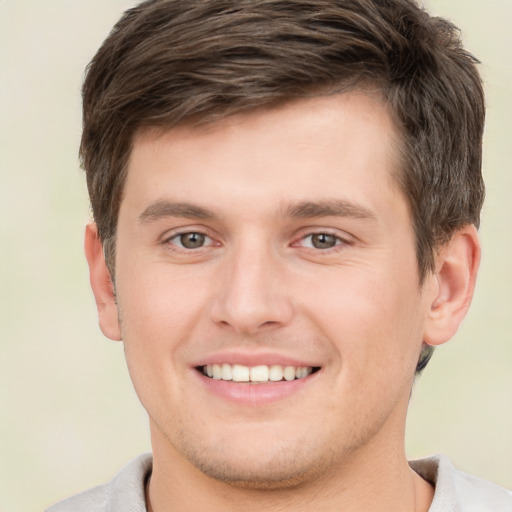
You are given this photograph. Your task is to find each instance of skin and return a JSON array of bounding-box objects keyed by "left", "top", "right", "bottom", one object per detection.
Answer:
[{"left": 86, "top": 92, "right": 480, "bottom": 512}]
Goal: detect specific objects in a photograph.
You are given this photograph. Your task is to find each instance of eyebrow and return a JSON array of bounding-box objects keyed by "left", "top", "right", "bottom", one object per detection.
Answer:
[
  {"left": 138, "top": 201, "right": 217, "bottom": 224},
  {"left": 138, "top": 198, "right": 377, "bottom": 225},
  {"left": 282, "top": 200, "right": 377, "bottom": 221}
]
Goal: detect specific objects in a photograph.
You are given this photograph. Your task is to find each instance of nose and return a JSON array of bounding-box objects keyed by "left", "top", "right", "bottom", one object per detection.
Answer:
[{"left": 210, "top": 241, "right": 294, "bottom": 335}]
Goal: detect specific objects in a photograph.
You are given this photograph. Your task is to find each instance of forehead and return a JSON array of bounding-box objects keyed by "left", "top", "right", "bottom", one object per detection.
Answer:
[
  {"left": 124, "top": 92, "right": 405, "bottom": 218},
  {"left": 136, "top": 90, "right": 399, "bottom": 146}
]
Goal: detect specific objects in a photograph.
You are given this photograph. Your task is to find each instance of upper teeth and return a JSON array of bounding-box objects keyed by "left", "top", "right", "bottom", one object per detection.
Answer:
[{"left": 202, "top": 364, "right": 313, "bottom": 382}]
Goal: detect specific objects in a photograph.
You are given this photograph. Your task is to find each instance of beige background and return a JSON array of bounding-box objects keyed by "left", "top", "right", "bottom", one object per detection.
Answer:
[{"left": 0, "top": 1, "right": 510, "bottom": 511}]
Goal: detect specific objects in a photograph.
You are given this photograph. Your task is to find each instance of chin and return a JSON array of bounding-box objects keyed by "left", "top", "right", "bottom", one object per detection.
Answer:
[
  {"left": 170, "top": 425, "right": 335, "bottom": 489},
  {"left": 188, "top": 451, "right": 330, "bottom": 490}
]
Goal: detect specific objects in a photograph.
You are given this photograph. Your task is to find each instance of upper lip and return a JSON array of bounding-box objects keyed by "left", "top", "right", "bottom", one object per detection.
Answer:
[{"left": 192, "top": 351, "right": 321, "bottom": 369}]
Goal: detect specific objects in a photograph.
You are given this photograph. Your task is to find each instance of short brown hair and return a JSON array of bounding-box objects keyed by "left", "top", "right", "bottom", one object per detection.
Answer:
[{"left": 81, "top": 0, "right": 485, "bottom": 371}]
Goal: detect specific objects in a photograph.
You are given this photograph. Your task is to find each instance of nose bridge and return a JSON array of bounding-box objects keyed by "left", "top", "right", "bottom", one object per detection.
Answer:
[{"left": 210, "top": 234, "right": 293, "bottom": 333}]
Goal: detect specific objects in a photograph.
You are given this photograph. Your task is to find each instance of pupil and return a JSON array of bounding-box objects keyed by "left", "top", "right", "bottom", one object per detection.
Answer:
[
  {"left": 181, "top": 233, "right": 205, "bottom": 249},
  {"left": 312, "top": 233, "right": 336, "bottom": 249}
]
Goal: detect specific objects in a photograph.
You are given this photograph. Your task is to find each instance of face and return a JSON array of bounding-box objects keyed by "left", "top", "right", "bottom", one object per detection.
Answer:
[{"left": 103, "top": 93, "right": 438, "bottom": 486}]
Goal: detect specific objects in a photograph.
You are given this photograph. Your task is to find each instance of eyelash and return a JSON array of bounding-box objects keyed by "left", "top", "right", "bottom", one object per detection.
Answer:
[
  {"left": 292, "top": 231, "right": 350, "bottom": 251},
  {"left": 162, "top": 229, "right": 350, "bottom": 253},
  {"left": 163, "top": 231, "right": 218, "bottom": 251}
]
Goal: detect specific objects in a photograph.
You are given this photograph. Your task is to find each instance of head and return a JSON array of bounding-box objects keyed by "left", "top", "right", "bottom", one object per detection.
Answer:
[{"left": 82, "top": 0, "right": 484, "bottom": 490}]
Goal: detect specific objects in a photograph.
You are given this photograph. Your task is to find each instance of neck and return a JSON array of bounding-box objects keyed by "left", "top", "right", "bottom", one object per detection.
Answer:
[{"left": 146, "top": 423, "right": 433, "bottom": 512}]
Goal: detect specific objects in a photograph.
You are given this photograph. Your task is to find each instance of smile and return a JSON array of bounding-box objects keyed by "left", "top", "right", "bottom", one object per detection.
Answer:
[{"left": 199, "top": 364, "right": 318, "bottom": 382}]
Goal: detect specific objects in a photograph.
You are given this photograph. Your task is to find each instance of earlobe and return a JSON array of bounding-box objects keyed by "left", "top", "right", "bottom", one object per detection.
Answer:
[
  {"left": 423, "top": 225, "right": 480, "bottom": 346},
  {"left": 84, "top": 223, "right": 122, "bottom": 341}
]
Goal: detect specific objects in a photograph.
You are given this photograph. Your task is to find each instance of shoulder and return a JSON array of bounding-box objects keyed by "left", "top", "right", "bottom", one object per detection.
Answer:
[
  {"left": 46, "top": 453, "right": 153, "bottom": 512},
  {"left": 46, "top": 483, "right": 108, "bottom": 512},
  {"left": 410, "top": 454, "right": 512, "bottom": 512}
]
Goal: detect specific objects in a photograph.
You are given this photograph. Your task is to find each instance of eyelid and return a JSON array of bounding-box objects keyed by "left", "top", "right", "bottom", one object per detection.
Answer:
[
  {"left": 291, "top": 228, "right": 353, "bottom": 249},
  {"left": 169, "top": 232, "right": 214, "bottom": 249},
  {"left": 159, "top": 225, "right": 353, "bottom": 251},
  {"left": 161, "top": 226, "right": 221, "bottom": 249}
]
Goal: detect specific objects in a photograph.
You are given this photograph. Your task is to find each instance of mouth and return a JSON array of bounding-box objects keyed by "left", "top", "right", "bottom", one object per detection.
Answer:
[{"left": 197, "top": 363, "right": 320, "bottom": 383}]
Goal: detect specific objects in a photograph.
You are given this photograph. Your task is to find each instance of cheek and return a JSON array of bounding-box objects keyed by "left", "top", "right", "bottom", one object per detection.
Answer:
[
  {"left": 117, "top": 258, "right": 211, "bottom": 336},
  {"left": 299, "top": 265, "right": 425, "bottom": 382},
  {"left": 115, "top": 263, "right": 212, "bottom": 389},
  {"left": 115, "top": 275, "right": 208, "bottom": 425}
]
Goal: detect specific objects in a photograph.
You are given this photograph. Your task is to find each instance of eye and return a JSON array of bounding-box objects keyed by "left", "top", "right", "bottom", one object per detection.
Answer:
[
  {"left": 300, "top": 232, "right": 343, "bottom": 249},
  {"left": 167, "top": 232, "right": 213, "bottom": 249}
]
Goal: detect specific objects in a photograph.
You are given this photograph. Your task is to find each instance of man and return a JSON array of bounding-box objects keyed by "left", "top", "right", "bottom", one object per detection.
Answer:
[{"left": 48, "top": 0, "right": 511, "bottom": 510}]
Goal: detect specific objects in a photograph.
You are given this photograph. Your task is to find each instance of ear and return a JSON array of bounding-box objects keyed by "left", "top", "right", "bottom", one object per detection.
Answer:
[
  {"left": 84, "top": 223, "right": 122, "bottom": 341},
  {"left": 423, "top": 225, "right": 480, "bottom": 346}
]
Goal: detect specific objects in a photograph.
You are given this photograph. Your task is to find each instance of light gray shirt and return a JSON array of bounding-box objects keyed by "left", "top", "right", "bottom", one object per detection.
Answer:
[{"left": 47, "top": 453, "right": 512, "bottom": 511}]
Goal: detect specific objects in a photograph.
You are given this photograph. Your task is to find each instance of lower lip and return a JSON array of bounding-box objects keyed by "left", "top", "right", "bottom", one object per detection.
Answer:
[{"left": 194, "top": 370, "right": 319, "bottom": 406}]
